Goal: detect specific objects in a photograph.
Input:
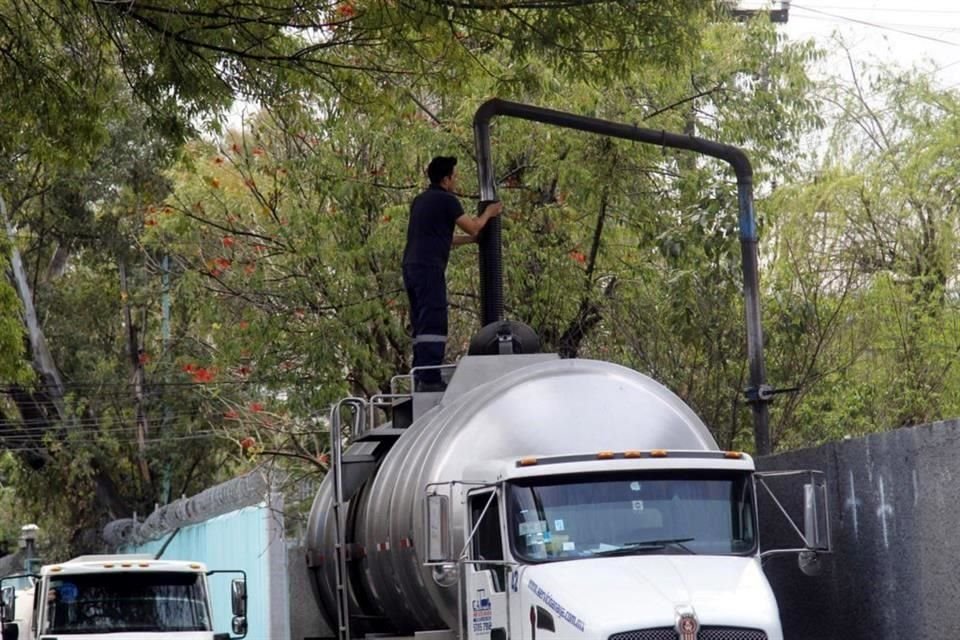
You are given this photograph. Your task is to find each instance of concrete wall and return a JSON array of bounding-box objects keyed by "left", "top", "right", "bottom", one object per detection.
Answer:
[
  {"left": 287, "top": 544, "right": 332, "bottom": 640},
  {"left": 757, "top": 418, "right": 960, "bottom": 639}
]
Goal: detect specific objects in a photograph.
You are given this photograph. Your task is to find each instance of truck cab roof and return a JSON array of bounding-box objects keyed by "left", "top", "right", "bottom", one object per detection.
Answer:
[
  {"left": 41, "top": 556, "right": 209, "bottom": 576},
  {"left": 462, "top": 449, "right": 756, "bottom": 484}
]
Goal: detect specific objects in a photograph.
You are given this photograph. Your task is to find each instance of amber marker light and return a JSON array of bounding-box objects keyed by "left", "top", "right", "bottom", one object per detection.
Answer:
[
  {"left": 624, "top": 450, "right": 642, "bottom": 458},
  {"left": 518, "top": 457, "right": 538, "bottom": 466},
  {"left": 596, "top": 451, "right": 615, "bottom": 459},
  {"left": 650, "top": 450, "right": 668, "bottom": 458},
  {"left": 724, "top": 451, "right": 744, "bottom": 459}
]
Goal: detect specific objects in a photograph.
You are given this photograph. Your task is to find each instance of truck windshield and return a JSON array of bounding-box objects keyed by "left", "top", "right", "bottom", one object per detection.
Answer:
[
  {"left": 44, "top": 571, "right": 211, "bottom": 634},
  {"left": 507, "top": 470, "right": 756, "bottom": 561}
]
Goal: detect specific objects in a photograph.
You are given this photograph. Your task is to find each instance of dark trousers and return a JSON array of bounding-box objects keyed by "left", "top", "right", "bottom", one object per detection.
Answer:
[{"left": 403, "top": 264, "right": 447, "bottom": 385}]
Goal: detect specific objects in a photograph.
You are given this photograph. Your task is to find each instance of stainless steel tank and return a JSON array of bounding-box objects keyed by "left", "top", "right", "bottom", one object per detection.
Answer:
[{"left": 306, "top": 356, "right": 717, "bottom": 634}]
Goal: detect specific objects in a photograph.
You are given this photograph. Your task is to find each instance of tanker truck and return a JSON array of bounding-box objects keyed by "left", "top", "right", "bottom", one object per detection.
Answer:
[
  {"left": 307, "top": 352, "right": 828, "bottom": 640},
  {"left": 306, "top": 101, "right": 831, "bottom": 640}
]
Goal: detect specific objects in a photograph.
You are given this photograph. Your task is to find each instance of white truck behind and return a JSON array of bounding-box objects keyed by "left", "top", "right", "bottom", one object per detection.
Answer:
[{"left": 1, "top": 555, "right": 246, "bottom": 640}]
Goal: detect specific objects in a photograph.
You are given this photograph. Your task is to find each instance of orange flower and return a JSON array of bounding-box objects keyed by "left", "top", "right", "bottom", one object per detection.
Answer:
[
  {"left": 145, "top": 218, "right": 157, "bottom": 227},
  {"left": 569, "top": 250, "right": 587, "bottom": 264},
  {"left": 214, "top": 257, "right": 232, "bottom": 270},
  {"left": 191, "top": 367, "right": 216, "bottom": 383},
  {"left": 224, "top": 410, "right": 239, "bottom": 419},
  {"left": 336, "top": 2, "right": 355, "bottom": 18},
  {"left": 240, "top": 436, "right": 256, "bottom": 450},
  {"left": 222, "top": 236, "right": 235, "bottom": 248},
  {"left": 238, "top": 321, "right": 250, "bottom": 330},
  {"left": 250, "top": 402, "right": 265, "bottom": 413}
]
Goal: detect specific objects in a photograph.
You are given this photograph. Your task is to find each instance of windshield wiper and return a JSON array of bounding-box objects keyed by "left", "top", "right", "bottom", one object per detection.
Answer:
[{"left": 591, "top": 537, "right": 697, "bottom": 557}]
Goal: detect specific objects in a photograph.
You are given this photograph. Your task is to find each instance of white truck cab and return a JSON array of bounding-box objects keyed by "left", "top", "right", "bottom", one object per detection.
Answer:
[
  {"left": 0, "top": 555, "right": 247, "bottom": 640},
  {"left": 426, "top": 450, "right": 828, "bottom": 640}
]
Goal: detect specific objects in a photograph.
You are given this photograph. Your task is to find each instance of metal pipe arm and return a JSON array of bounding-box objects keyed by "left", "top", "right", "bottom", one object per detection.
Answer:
[{"left": 472, "top": 98, "right": 771, "bottom": 455}]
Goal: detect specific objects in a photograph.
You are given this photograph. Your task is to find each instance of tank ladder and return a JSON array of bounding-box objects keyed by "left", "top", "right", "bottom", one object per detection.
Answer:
[{"left": 329, "top": 397, "right": 366, "bottom": 640}]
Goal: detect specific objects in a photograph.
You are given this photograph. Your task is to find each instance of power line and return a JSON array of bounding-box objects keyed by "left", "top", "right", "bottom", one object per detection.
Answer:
[
  {"left": 0, "top": 420, "right": 239, "bottom": 435},
  {"left": 0, "top": 432, "right": 228, "bottom": 453},
  {"left": 792, "top": 15, "right": 960, "bottom": 34},
  {"left": 791, "top": 3, "right": 960, "bottom": 47},
  {"left": 0, "top": 411, "right": 288, "bottom": 431},
  {"left": 794, "top": 5, "right": 960, "bottom": 15},
  {"left": 5, "top": 376, "right": 310, "bottom": 390}
]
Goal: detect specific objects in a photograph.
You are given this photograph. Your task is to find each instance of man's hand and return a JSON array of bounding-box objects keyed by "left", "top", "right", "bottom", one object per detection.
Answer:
[
  {"left": 455, "top": 200, "right": 504, "bottom": 237},
  {"left": 484, "top": 201, "right": 503, "bottom": 218}
]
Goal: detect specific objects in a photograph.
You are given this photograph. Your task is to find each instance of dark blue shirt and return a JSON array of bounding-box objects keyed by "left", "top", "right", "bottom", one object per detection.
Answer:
[{"left": 402, "top": 184, "right": 465, "bottom": 269}]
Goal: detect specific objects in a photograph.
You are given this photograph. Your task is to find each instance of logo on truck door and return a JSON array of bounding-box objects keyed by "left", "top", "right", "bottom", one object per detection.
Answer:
[{"left": 471, "top": 588, "right": 493, "bottom": 633}]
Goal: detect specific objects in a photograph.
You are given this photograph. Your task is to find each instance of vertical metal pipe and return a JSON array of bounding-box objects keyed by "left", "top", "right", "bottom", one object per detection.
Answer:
[
  {"left": 474, "top": 113, "right": 503, "bottom": 326},
  {"left": 736, "top": 181, "right": 771, "bottom": 456}
]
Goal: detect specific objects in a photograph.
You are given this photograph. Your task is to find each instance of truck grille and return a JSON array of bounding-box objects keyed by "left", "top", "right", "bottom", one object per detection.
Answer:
[{"left": 609, "top": 627, "right": 767, "bottom": 640}]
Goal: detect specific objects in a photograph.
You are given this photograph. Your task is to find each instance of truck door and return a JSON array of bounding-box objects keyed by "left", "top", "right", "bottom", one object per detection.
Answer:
[{"left": 467, "top": 490, "right": 509, "bottom": 640}]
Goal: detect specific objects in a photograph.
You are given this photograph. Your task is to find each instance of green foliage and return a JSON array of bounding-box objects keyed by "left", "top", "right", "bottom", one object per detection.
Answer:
[
  {"left": 765, "top": 61, "right": 960, "bottom": 446},
  {"left": 140, "top": 14, "right": 824, "bottom": 468}
]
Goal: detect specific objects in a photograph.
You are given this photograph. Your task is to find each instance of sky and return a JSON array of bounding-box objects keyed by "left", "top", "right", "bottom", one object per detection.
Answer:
[{"left": 770, "top": 0, "right": 960, "bottom": 88}]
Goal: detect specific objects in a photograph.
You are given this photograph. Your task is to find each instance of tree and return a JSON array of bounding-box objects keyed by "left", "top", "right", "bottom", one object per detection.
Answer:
[
  {"left": 764, "top": 58, "right": 960, "bottom": 445},
  {"left": 147, "top": 14, "right": 822, "bottom": 463}
]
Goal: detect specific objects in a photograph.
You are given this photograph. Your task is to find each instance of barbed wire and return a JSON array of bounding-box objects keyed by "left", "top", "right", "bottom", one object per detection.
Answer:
[{"left": 103, "top": 466, "right": 279, "bottom": 546}]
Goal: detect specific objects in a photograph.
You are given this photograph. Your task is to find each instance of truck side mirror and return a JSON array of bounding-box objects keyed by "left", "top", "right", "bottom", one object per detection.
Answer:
[
  {"left": 425, "top": 494, "right": 451, "bottom": 563},
  {"left": 231, "top": 615, "right": 247, "bottom": 638},
  {"left": 0, "top": 586, "right": 15, "bottom": 623},
  {"left": 803, "top": 482, "right": 829, "bottom": 551},
  {"left": 231, "top": 578, "right": 247, "bottom": 617},
  {"left": 230, "top": 577, "right": 247, "bottom": 637},
  {"left": 757, "top": 469, "right": 832, "bottom": 568}
]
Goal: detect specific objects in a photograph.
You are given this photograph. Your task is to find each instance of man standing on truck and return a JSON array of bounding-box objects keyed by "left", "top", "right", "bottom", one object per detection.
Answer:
[{"left": 402, "top": 156, "right": 502, "bottom": 391}]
